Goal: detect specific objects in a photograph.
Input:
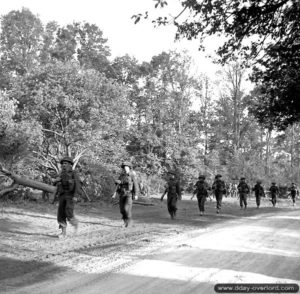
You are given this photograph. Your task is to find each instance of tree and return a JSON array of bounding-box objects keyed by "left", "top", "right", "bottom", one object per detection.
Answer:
[
  {"left": 250, "top": 41, "right": 300, "bottom": 129},
  {"left": 77, "top": 22, "right": 111, "bottom": 73},
  {"left": 125, "top": 50, "right": 201, "bottom": 183},
  {"left": 0, "top": 8, "right": 43, "bottom": 76},
  {"left": 0, "top": 92, "right": 42, "bottom": 170},
  {"left": 9, "top": 61, "right": 130, "bottom": 173},
  {"left": 40, "top": 21, "right": 60, "bottom": 65},
  {"left": 133, "top": 0, "right": 300, "bottom": 128},
  {"left": 48, "top": 22, "right": 111, "bottom": 75}
]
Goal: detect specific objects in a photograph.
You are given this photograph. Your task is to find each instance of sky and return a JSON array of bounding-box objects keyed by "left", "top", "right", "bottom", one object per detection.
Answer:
[{"left": 0, "top": 0, "right": 221, "bottom": 75}]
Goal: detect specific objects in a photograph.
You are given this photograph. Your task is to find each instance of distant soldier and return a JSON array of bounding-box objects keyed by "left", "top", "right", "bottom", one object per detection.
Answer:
[
  {"left": 237, "top": 177, "right": 250, "bottom": 210},
  {"left": 269, "top": 182, "right": 279, "bottom": 207},
  {"left": 227, "top": 183, "right": 233, "bottom": 197},
  {"left": 212, "top": 174, "right": 226, "bottom": 214},
  {"left": 192, "top": 175, "right": 210, "bottom": 216},
  {"left": 161, "top": 171, "right": 181, "bottom": 219},
  {"left": 288, "top": 183, "right": 297, "bottom": 206},
  {"left": 252, "top": 180, "right": 265, "bottom": 208},
  {"left": 232, "top": 183, "right": 238, "bottom": 198},
  {"left": 56, "top": 157, "right": 81, "bottom": 238},
  {"left": 113, "top": 162, "right": 139, "bottom": 227}
]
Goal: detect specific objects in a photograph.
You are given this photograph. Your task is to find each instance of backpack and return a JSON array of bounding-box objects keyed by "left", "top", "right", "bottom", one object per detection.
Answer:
[
  {"left": 196, "top": 181, "right": 208, "bottom": 196},
  {"left": 168, "top": 180, "right": 178, "bottom": 195},
  {"left": 60, "top": 170, "right": 76, "bottom": 193},
  {"left": 270, "top": 185, "right": 278, "bottom": 195},
  {"left": 255, "top": 184, "right": 264, "bottom": 196},
  {"left": 238, "top": 183, "right": 249, "bottom": 194},
  {"left": 215, "top": 180, "right": 226, "bottom": 194}
]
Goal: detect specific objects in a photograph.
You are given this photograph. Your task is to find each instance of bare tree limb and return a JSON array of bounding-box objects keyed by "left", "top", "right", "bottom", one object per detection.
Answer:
[
  {"left": 42, "top": 128, "right": 64, "bottom": 138},
  {"left": 0, "top": 165, "right": 57, "bottom": 193},
  {"left": 0, "top": 183, "right": 20, "bottom": 197}
]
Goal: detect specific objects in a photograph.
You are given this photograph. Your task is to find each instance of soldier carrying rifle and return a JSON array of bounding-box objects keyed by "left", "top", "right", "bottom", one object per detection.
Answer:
[
  {"left": 55, "top": 157, "right": 81, "bottom": 238},
  {"left": 113, "top": 162, "right": 139, "bottom": 227},
  {"left": 161, "top": 170, "right": 181, "bottom": 219}
]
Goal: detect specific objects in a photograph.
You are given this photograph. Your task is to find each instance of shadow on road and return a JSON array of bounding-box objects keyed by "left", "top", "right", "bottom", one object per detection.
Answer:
[{"left": 0, "top": 257, "right": 68, "bottom": 291}]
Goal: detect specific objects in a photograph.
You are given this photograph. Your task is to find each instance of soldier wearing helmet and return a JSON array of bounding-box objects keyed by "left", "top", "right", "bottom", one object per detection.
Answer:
[
  {"left": 161, "top": 170, "right": 181, "bottom": 219},
  {"left": 212, "top": 174, "right": 226, "bottom": 214},
  {"left": 288, "top": 182, "right": 298, "bottom": 206},
  {"left": 56, "top": 156, "right": 81, "bottom": 237},
  {"left": 192, "top": 174, "right": 210, "bottom": 216},
  {"left": 114, "top": 161, "right": 139, "bottom": 227},
  {"left": 252, "top": 180, "right": 265, "bottom": 208},
  {"left": 269, "top": 182, "right": 279, "bottom": 207},
  {"left": 237, "top": 177, "right": 250, "bottom": 210}
]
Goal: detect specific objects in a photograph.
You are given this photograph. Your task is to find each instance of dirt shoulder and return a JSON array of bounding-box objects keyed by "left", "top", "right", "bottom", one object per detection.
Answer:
[{"left": 1, "top": 195, "right": 299, "bottom": 293}]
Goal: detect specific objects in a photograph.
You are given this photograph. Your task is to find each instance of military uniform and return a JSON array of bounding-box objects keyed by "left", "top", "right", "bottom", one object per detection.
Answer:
[
  {"left": 252, "top": 181, "right": 265, "bottom": 208},
  {"left": 115, "top": 162, "right": 139, "bottom": 227},
  {"left": 56, "top": 157, "right": 81, "bottom": 237},
  {"left": 289, "top": 183, "right": 297, "bottom": 206},
  {"left": 212, "top": 174, "right": 226, "bottom": 213},
  {"left": 237, "top": 177, "right": 250, "bottom": 209},
  {"left": 269, "top": 182, "right": 279, "bottom": 207},
  {"left": 161, "top": 171, "right": 181, "bottom": 219},
  {"left": 193, "top": 175, "right": 210, "bottom": 216}
]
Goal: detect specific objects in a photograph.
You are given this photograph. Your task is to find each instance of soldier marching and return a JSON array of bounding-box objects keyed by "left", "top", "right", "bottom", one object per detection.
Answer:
[
  {"left": 237, "top": 177, "right": 250, "bottom": 210},
  {"left": 161, "top": 171, "right": 181, "bottom": 219},
  {"left": 55, "top": 156, "right": 81, "bottom": 238},
  {"left": 252, "top": 180, "right": 265, "bottom": 208},
  {"left": 212, "top": 174, "right": 226, "bottom": 214},
  {"left": 192, "top": 175, "right": 210, "bottom": 216},
  {"left": 112, "top": 161, "right": 139, "bottom": 227}
]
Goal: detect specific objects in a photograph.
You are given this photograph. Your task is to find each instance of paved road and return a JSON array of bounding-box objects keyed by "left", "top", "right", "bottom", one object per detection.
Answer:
[{"left": 10, "top": 203, "right": 300, "bottom": 294}]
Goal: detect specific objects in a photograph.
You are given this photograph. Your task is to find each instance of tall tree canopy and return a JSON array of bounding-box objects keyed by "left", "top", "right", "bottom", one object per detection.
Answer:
[
  {"left": 0, "top": 8, "right": 43, "bottom": 80},
  {"left": 133, "top": 0, "right": 300, "bottom": 129}
]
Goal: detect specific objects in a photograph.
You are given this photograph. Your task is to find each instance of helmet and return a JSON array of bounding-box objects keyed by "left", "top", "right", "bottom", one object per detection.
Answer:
[
  {"left": 257, "top": 180, "right": 262, "bottom": 184},
  {"left": 240, "top": 177, "right": 246, "bottom": 180},
  {"left": 215, "top": 174, "right": 222, "bottom": 178},
  {"left": 198, "top": 175, "right": 206, "bottom": 179},
  {"left": 60, "top": 156, "right": 73, "bottom": 165},
  {"left": 121, "top": 161, "right": 132, "bottom": 168}
]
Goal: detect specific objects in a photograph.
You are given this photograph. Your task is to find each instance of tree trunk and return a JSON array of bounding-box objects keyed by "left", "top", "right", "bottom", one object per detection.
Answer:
[
  {"left": 265, "top": 129, "right": 272, "bottom": 176},
  {"left": 0, "top": 166, "right": 56, "bottom": 194},
  {"left": 0, "top": 184, "right": 20, "bottom": 196}
]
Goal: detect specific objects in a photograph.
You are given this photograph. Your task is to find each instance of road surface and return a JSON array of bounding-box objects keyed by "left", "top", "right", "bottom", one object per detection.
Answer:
[{"left": 1, "top": 196, "right": 300, "bottom": 294}]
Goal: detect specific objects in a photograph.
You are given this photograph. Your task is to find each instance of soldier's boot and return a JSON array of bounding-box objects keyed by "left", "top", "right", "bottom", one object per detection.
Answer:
[
  {"left": 70, "top": 218, "right": 79, "bottom": 234},
  {"left": 58, "top": 223, "right": 67, "bottom": 238},
  {"left": 126, "top": 218, "right": 132, "bottom": 227},
  {"left": 216, "top": 209, "right": 220, "bottom": 214},
  {"left": 58, "top": 226, "right": 67, "bottom": 238},
  {"left": 62, "top": 226, "right": 66, "bottom": 236}
]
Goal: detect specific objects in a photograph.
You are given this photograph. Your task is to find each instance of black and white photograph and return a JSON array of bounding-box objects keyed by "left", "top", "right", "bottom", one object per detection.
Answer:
[{"left": 0, "top": 1, "right": 299, "bottom": 293}]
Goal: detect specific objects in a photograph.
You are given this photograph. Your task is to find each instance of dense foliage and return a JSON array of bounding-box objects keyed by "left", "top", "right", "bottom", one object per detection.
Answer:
[
  {"left": 133, "top": 0, "right": 300, "bottom": 129},
  {"left": 0, "top": 7, "right": 299, "bottom": 200}
]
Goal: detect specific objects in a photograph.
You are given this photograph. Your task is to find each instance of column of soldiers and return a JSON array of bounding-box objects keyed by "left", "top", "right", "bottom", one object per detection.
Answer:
[
  {"left": 53, "top": 156, "right": 299, "bottom": 237},
  {"left": 192, "top": 174, "right": 226, "bottom": 215},
  {"left": 191, "top": 174, "right": 298, "bottom": 216}
]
